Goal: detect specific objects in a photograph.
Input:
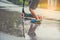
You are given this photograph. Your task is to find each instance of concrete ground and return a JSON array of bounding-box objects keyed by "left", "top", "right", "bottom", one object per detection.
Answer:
[{"left": 0, "top": 32, "right": 25, "bottom": 40}]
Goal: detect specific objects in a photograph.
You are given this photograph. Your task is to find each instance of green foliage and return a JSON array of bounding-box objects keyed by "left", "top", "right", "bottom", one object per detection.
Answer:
[
  {"left": 7, "top": 0, "right": 29, "bottom": 6},
  {"left": 19, "top": 0, "right": 29, "bottom": 6}
]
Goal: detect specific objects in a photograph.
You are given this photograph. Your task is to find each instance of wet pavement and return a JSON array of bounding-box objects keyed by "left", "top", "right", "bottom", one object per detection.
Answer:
[
  {"left": 0, "top": 19, "right": 60, "bottom": 40},
  {"left": 24, "top": 19, "right": 60, "bottom": 40}
]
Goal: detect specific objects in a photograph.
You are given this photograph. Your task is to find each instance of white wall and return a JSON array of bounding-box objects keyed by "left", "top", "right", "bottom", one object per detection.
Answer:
[{"left": 48, "top": 0, "right": 57, "bottom": 10}]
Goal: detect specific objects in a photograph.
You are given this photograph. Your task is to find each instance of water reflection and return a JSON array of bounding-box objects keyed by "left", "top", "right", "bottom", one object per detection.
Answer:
[{"left": 28, "top": 23, "right": 39, "bottom": 40}]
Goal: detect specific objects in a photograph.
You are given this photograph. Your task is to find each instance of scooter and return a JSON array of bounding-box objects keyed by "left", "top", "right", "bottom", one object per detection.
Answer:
[{"left": 22, "top": 0, "right": 42, "bottom": 38}]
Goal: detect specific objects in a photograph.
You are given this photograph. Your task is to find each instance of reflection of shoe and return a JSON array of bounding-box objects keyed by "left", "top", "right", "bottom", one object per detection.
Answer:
[
  {"left": 25, "top": 33, "right": 31, "bottom": 40},
  {"left": 31, "top": 19, "right": 41, "bottom": 24},
  {"left": 28, "top": 32, "right": 36, "bottom": 37}
]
